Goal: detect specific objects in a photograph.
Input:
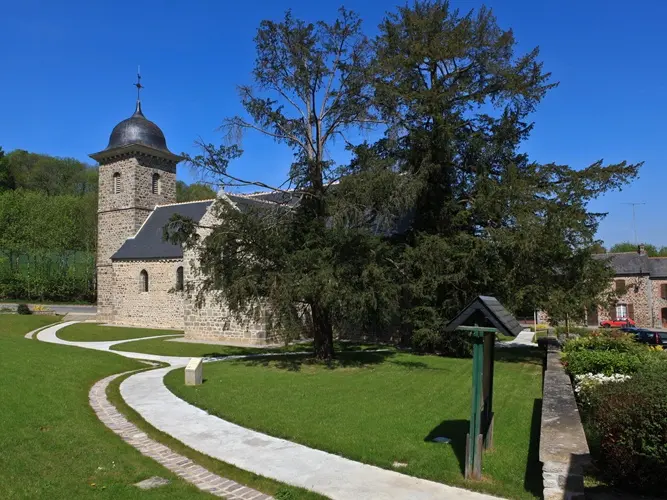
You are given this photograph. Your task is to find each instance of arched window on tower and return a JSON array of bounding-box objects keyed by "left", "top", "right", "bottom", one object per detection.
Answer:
[
  {"left": 140, "top": 270, "right": 149, "bottom": 292},
  {"left": 152, "top": 173, "right": 161, "bottom": 195},
  {"left": 176, "top": 266, "right": 184, "bottom": 291},
  {"left": 113, "top": 172, "right": 121, "bottom": 194}
]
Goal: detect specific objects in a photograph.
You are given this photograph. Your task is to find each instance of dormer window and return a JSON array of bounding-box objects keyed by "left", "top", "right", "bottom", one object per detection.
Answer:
[
  {"left": 112, "top": 172, "right": 121, "bottom": 194},
  {"left": 152, "top": 173, "right": 161, "bottom": 195}
]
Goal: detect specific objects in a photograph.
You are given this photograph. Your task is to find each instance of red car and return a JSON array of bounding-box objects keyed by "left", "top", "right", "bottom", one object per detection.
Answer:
[{"left": 600, "top": 317, "right": 636, "bottom": 328}]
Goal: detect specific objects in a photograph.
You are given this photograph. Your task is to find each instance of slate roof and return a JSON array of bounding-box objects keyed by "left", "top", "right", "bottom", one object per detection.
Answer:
[
  {"left": 593, "top": 252, "right": 667, "bottom": 279},
  {"left": 649, "top": 257, "right": 667, "bottom": 278},
  {"left": 444, "top": 295, "right": 523, "bottom": 337},
  {"left": 112, "top": 200, "right": 213, "bottom": 260},
  {"left": 111, "top": 194, "right": 288, "bottom": 261},
  {"left": 593, "top": 252, "right": 650, "bottom": 276}
]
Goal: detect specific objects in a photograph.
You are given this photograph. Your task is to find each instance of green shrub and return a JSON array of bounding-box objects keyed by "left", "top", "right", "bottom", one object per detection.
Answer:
[
  {"left": 16, "top": 303, "right": 31, "bottom": 315},
  {"left": 585, "top": 368, "right": 667, "bottom": 495},
  {"left": 562, "top": 334, "right": 639, "bottom": 354},
  {"left": 564, "top": 349, "right": 644, "bottom": 376},
  {"left": 411, "top": 328, "right": 473, "bottom": 358},
  {"left": 529, "top": 323, "right": 549, "bottom": 332},
  {"left": 554, "top": 326, "right": 590, "bottom": 336}
]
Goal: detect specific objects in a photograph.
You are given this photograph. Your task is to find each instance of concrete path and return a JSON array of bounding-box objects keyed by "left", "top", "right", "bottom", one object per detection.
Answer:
[
  {"left": 498, "top": 329, "right": 538, "bottom": 348},
  {"left": 91, "top": 371, "right": 272, "bottom": 499},
  {"left": 37, "top": 321, "right": 500, "bottom": 500},
  {"left": 36, "top": 321, "right": 191, "bottom": 366}
]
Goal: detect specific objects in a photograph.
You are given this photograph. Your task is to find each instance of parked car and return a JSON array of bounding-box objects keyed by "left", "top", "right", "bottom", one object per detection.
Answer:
[
  {"left": 600, "top": 317, "right": 636, "bottom": 328},
  {"left": 634, "top": 329, "right": 667, "bottom": 347}
]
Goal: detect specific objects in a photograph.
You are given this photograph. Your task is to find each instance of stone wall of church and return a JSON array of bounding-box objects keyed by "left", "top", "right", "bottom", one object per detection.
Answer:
[
  {"left": 182, "top": 201, "right": 275, "bottom": 344},
  {"left": 96, "top": 153, "right": 179, "bottom": 324},
  {"left": 111, "top": 259, "right": 184, "bottom": 329}
]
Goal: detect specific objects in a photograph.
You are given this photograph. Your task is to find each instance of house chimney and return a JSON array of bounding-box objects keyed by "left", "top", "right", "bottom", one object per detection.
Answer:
[{"left": 638, "top": 244, "right": 646, "bottom": 255}]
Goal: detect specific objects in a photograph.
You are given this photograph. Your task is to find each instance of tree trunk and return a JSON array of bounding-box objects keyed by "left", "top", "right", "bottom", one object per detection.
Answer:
[{"left": 311, "top": 301, "right": 334, "bottom": 361}]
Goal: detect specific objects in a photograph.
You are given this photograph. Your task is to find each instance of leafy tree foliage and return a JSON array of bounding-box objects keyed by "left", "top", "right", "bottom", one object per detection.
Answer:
[
  {"left": 608, "top": 241, "right": 667, "bottom": 256},
  {"left": 171, "top": 8, "right": 395, "bottom": 360},
  {"left": 176, "top": 181, "right": 217, "bottom": 202},
  {"left": 366, "top": 1, "right": 640, "bottom": 330},
  {"left": 172, "top": 2, "right": 641, "bottom": 355},
  {"left": 2, "top": 150, "right": 97, "bottom": 196}
]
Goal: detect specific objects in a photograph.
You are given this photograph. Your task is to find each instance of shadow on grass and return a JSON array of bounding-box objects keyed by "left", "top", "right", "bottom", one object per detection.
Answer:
[
  {"left": 238, "top": 351, "right": 396, "bottom": 372},
  {"left": 494, "top": 346, "right": 544, "bottom": 366},
  {"left": 424, "top": 419, "right": 469, "bottom": 475},
  {"left": 524, "top": 398, "right": 543, "bottom": 497}
]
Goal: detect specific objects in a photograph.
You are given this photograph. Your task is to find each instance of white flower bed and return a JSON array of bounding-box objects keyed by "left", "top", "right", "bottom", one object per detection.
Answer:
[{"left": 574, "top": 373, "right": 632, "bottom": 406}]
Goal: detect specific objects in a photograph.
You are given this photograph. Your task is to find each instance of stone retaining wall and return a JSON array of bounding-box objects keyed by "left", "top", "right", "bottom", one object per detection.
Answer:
[{"left": 539, "top": 346, "right": 590, "bottom": 500}]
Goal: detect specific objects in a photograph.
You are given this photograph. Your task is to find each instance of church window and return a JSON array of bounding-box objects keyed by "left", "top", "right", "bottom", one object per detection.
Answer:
[
  {"left": 113, "top": 172, "right": 121, "bottom": 194},
  {"left": 176, "top": 266, "right": 184, "bottom": 291},
  {"left": 140, "top": 270, "right": 149, "bottom": 292},
  {"left": 152, "top": 173, "right": 161, "bottom": 194}
]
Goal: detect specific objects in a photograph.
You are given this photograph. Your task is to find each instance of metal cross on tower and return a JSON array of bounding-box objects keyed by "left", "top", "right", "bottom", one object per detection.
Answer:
[{"left": 134, "top": 66, "right": 143, "bottom": 102}]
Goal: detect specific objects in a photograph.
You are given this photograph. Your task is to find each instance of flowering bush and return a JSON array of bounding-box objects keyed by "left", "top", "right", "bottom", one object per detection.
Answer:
[{"left": 574, "top": 372, "right": 631, "bottom": 406}]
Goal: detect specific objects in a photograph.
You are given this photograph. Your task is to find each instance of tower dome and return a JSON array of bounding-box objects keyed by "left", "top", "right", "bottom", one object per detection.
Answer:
[{"left": 106, "top": 101, "right": 171, "bottom": 153}]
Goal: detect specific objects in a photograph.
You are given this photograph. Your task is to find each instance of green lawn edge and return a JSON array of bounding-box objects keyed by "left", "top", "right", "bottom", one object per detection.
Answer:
[
  {"left": 0, "top": 315, "right": 209, "bottom": 499},
  {"left": 106, "top": 368, "right": 327, "bottom": 500},
  {"left": 58, "top": 323, "right": 183, "bottom": 342},
  {"left": 111, "top": 335, "right": 395, "bottom": 358},
  {"left": 165, "top": 350, "right": 543, "bottom": 499}
]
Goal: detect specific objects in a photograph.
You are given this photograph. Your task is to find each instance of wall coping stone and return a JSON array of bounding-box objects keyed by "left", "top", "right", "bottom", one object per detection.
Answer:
[{"left": 540, "top": 347, "right": 591, "bottom": 500}]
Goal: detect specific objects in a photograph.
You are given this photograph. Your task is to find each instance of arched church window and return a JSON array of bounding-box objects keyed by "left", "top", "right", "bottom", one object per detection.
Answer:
[
  {"left": 152, "top": 173, "right": 161, "bottom": 195},
  {"left": 113, "top": 172, "right": 121, "bottom": 194},
  {"left": 140, "top": 270, "right": 149, "bottom": 292},
  {"left": 176, "top": 266, "right": 184, "bottom": 291}
]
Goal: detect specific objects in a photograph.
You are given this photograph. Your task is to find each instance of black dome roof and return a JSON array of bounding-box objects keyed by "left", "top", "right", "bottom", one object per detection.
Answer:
[{"left": 106, "top": 101, "right": 171, "bottom": 153}]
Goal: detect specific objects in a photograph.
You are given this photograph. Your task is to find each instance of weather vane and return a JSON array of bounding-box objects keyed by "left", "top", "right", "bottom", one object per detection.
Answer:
[{"left": 134, "top": 65, "right": 143, "bottom": 101}]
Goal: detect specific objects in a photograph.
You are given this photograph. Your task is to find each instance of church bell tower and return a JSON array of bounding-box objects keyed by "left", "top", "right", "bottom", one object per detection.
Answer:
[{"left": 90, "top": 74, "right": 181, "bottom": 320}]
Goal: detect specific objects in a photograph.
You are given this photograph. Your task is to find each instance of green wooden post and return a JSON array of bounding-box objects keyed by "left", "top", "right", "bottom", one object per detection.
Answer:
[
  {"left": 465, "top": 328, "right": 484, "bottom": 480},
  {"left": 483, "top": 332, "right": 495, "bottom": 450}
]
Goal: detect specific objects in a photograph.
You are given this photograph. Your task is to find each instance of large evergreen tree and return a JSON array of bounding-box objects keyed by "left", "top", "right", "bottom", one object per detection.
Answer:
[
  {"left": 171, "top": 9, "right": 401, "bottom": 360},
  {"left": 368, "top": 1, "right": 641, "bottom": 331}
]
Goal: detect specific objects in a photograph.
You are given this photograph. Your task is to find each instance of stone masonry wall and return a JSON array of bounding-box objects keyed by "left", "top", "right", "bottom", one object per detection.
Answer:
[
  {"left": 183, "top": 201, "right": 274, "bottom": 344},
  {"left": 540, "top": 346, "right": 590, "bottom": 500},
  {"left": 650, "top": 279, "right": 667, "bottom": 328},
  {"left": 112, "top": 259, "right": 184, "bottom": 329},
  {"left": 597, "top": 275, "right": 651, "bottom": 327},
  {"left": 96, "top": 152, "right": 178, "bottom": 323}
]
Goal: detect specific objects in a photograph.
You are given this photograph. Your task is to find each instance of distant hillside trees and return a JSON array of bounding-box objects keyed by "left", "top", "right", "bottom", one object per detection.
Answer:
[
  {"left": 176, "top": 181, "right": 216, "bottom": 202},
  {"left": 608, "top": 242, "right": 667, "bottom": 257},
  {"left": 0, "top": 150, "right": 98, "bottom": 302},
  {"left": 0, "top": 148, "right": 216, "bottom": 303}
]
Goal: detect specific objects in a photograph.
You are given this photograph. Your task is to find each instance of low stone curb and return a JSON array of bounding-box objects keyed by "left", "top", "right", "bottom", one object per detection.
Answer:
[{"left": 89, "top": 372, "right": 272, "bottom": 500}]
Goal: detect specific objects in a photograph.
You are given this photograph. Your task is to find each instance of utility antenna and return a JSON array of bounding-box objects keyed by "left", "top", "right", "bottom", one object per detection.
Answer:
[{"left": 622, "top": 202, "right": 646, "bottom": 245}]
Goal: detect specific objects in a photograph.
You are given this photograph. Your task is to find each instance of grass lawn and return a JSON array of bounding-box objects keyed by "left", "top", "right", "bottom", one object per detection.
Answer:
[
  {"left": 0, "top": 315, "right": 208, "bottom": 499},
  {"left": 112, "top": 335, "right": 390, "bottom": 358},
  {"left": 166, "top": 349, "right": 543, "bottom": 499},
  {"left": 58, "top": 323, "right": 182, "bottom": 342},
  {"left": 106, "top": 371, "right": 326, "bottom": 500}
]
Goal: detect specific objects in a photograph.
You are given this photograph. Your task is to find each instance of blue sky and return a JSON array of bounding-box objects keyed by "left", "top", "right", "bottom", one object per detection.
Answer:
[{"left": 1, "top": 0, "right": 666, "bottom": 246}]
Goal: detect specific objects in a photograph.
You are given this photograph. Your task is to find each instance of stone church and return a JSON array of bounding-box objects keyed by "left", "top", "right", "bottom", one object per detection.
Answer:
[{"left": 90, "top": 98, "right": 277, "bottom": 344}]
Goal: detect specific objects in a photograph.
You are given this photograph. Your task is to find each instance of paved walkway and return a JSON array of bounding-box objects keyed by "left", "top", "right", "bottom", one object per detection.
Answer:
[
  {"left": 36, "top": 321, "right": 500, "bottom": 500},
  {"left": 36, "top": 321, "right": 191, "bottom": 365},
  {"left": 498, "top": 329, "right": 538, "bottom": 348},
  {"left": 91, "top": 371, "right": 271, "bottom": 499}
]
